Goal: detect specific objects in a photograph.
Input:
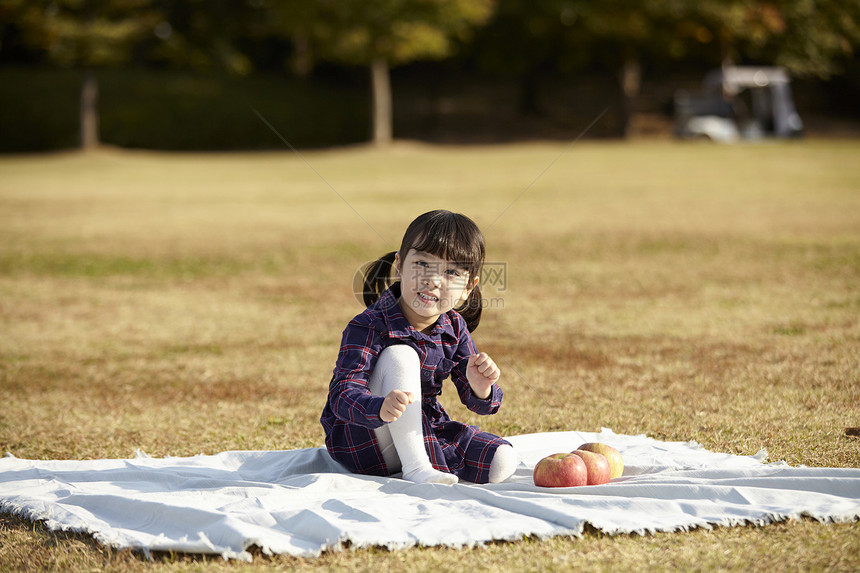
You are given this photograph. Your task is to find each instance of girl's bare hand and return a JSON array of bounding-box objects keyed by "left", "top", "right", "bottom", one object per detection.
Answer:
[
  {"left": 466, "top": 352, "right": 500, "bottom": 399},
  {"left": 379, "top": 389, "right": 414, "bottom": 423}
]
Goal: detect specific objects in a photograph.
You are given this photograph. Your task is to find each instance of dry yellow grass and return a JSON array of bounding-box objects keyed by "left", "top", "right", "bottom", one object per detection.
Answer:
[{"left": 1, "top": 140, "right": 859, "bottom": 571}]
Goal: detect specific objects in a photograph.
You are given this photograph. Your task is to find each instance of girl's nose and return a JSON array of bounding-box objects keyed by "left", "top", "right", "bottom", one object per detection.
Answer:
[
  {"left": 424, "top": 271, "right": 442, "bottom": 287},
  {"left": 425, "top": 275, "right": 441, "bottom": 287}
]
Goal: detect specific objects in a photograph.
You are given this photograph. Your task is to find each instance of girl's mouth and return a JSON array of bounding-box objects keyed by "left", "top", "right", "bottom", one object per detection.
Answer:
[{"left": 417, "top": 292, "right": 439, "bottom": 303}]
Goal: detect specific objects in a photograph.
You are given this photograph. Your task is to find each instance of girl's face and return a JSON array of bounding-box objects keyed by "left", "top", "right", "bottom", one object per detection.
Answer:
[{"left": 395, "top": 248, "right": 476, "bottom": 332}]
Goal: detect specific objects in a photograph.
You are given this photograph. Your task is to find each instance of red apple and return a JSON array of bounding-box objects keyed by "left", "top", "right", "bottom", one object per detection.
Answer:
[
  {"left": 570, "top": 449, "right": 611, "bottom": 485},
  {"left": 533, "top": 453, "right": 588, "bottom": 487},
  {"left": 576, "top": 442, "right": 624, "bottom": 479}
]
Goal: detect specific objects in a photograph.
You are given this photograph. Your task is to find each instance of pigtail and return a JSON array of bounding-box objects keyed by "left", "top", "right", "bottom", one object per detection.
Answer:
[
  {"left": 456, "top": 283, "right": 483, "bottom": 332},
  {"left": 361, "top": 251, "right": 397, "bottom": 307}
]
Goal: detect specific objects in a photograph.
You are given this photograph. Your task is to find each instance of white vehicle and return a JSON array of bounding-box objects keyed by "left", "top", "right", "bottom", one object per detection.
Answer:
[{"left": 675, "top": 66, "right": 803, "bottom": 142}]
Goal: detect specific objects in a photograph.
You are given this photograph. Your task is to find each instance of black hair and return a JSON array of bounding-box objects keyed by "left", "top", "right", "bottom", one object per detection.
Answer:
[{"left": 361, "top": 210, "right": 486, "bottom": 331}]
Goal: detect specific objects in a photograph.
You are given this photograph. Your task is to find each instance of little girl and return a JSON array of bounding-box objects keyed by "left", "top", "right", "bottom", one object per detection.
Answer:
[{"left": 320, "top": 210, "right": 517, "bottom": 484}]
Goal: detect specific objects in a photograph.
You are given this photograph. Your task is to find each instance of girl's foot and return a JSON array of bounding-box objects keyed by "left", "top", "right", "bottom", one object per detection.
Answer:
[{"left": 402, "top": 466, "right": 458, "bottom": 485}]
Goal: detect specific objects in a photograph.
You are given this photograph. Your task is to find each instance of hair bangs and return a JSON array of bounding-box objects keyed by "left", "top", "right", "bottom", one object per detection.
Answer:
[{"left": 400, "top": 210, "right": 485, "bottom": 278}]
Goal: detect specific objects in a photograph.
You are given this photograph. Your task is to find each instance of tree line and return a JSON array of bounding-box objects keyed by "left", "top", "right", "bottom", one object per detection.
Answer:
[{"left": 2, "top": 0, "right": 859, "bottom": 148}]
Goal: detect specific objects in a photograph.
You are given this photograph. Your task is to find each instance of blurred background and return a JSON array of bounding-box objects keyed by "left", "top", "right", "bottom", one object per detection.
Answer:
[{"left": 1, "top": 0, "right": 859, "bottom": 153}]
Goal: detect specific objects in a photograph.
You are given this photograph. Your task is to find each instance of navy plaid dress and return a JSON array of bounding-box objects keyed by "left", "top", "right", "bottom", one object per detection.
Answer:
[{"left": 320, "top": 284, "right": 510, "bottom": 484}]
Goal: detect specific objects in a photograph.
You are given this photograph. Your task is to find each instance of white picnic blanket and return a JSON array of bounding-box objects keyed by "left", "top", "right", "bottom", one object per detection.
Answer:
[{"left": 1, "top": 429, "right": 858, "bottom": 561}]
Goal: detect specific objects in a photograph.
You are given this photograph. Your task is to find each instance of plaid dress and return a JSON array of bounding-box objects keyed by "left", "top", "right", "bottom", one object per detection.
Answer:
[{"left": 320, "top": 284, "right": 510, "bottom": 484}]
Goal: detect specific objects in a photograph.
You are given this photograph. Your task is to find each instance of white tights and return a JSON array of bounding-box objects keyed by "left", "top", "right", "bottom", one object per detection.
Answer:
[{"left": 369, "top": 345, "right": 517, "bottom": 485}]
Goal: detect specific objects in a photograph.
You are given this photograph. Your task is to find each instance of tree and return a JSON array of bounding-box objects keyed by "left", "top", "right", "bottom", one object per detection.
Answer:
[
  {"left": 569, "top": 0, "right": 667, "bottom": 136},
  {"left": 261, "top": 2, "right": 323, "bottom": 78},
  {"left": 469, "top": 0, "right": 589, "bottom": 117},
  {"left": 144, "top": 0, "right": 259, "bottom": 75},
  {"left": 471, "top": 0, "right": 677, "bottom": 134},
  {"left": 651, "top": 0, "right": 860, "bottom": 78},
  {"left": 742, "top": 0, "right": 860, "bottom": 78},
  {"left": 474, "top": 0, "right": 860, "bottom": 137},
  {"left": 4, "top": 0, "right": 159, "bottom": 149},
  {"left": 279, "top": 0, "right": 496, "bottom": 146},
  {"left": 578, "top": 0, "right": 860, "bottom": 132}
]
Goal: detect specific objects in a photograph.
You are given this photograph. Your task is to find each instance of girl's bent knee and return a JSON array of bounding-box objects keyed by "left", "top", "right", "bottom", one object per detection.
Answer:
[
  {"left": 377, "top": 345, "right": 420, "bottom": 369},
  {"left": 369, "top": 345, "right": 422, "bottom": 396}
]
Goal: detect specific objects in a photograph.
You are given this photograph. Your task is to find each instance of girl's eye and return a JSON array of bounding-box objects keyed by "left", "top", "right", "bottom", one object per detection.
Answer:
[
  {"left": 415, "top": 261, "right": 429, "bottom": 268},
  {"left": 445, "top": 269, "right": 462, "bottom": 278}
]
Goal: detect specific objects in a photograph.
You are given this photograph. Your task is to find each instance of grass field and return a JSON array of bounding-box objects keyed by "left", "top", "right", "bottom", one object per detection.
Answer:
[{"left": 1, "top": 139, "right": 859, "bottom": 571}]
